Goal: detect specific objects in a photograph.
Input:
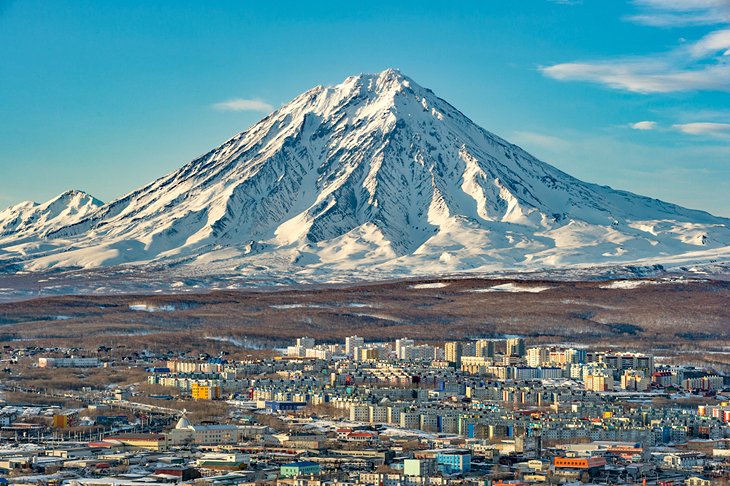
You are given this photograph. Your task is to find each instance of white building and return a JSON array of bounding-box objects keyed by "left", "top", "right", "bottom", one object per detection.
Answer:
[
  {"left": 526, "top": 347, "right": 548, "bottom": 367},
  {"left": 167, "top": 416, "right": 266, "bottom": 446},
  {"left": 349, "top": 405, "right": 370, "bottom": 422},
  {"left": 38, "top": 357, "right": 100, "bottom": 368},
  {"left": 345, "top": 336, "right": 364, "bottom": 357},
  {"left": 296, "top": 337, "right": 315, "bottom": 348}
]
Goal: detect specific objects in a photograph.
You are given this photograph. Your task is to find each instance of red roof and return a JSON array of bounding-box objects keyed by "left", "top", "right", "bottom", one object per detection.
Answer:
[
  {"left": 106, "top": 434, "right": 165, "bottom": 441},
  {"left": 88, "top": 441, "right": 117, "bottom": 448}
]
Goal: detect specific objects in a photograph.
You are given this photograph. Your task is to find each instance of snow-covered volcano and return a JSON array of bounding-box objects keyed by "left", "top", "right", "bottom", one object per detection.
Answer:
[{"left": 2, "top": 69, "right": 729, "bottom": 277}]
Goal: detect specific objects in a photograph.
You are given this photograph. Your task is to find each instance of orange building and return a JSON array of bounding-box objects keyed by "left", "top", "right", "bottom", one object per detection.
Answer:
[
  {"left": 553, "top": 457, "right": 607, "bottom": 469},
  {"left": 191, "top": 384, "right": 221, "bottom": 400},
  {"left": 52, "top": 415, "right": 68, "bottom": 429}
]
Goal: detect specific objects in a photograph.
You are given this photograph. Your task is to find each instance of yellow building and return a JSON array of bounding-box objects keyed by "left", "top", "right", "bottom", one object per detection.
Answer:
[
  {"left": 52, "top": 415, "right": 69, "bottom": 429},
  {"left": 620, "top": 369, "right": 650, "bottom": 391},
  {"left": 475, "top": 339, "right": 495, "bottom": 358},
  {"left": 444, "top": 342, "right": 462, "bottom": 365},
  {"left": 460, "top": 356, "right": 490, "bottom": 374},
  {"left": 192, "top": 383, "right": 221, "bottom": 400},
  {"left": 506, "top": 337, "right": 526, "bottom": 357},
  {"left": 585, "top": 372, "right": 613, "bottom": 392},
  {"left": 359, "top": 348, "right": 379, "bottom": 361}
]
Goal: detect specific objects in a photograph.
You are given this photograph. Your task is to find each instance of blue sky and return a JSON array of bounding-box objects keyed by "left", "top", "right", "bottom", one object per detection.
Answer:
[{"left": 1, "top": 0, "right": 729, "bottom": 215}]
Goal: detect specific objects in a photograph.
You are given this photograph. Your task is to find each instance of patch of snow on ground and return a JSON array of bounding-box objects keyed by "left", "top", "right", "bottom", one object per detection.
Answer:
[
  {"left": 469, "top": 283, "right": 552, "bottom": 293},
  {"left": 128, "top": 304, "right": 175, "bottom": 312},
  {"left": 409, "top": 282, "right": 449, "bottom": 289},
  {"left": 270, "top": 303, "right": 324, "bottom": 309},
  {"left": 600, "top": 280, "right": 657, "bottom": 289},
  {"left": 352, "top": 312, "right": 403, "bottom": 323},
  {"left": 270, "top": 302, "right": 373, "bottom": 310},
  {"left": 599, "top": 279, "right": 691, "bottom": 289}
]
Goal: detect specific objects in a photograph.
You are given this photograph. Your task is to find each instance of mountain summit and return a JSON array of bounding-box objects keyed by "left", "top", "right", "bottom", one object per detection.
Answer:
[
  {"left": 2, "top": 69, "right": 729, "bottom": 277},
  {"left": 0, "top": 190, "right": 102, "bottom": 242}
]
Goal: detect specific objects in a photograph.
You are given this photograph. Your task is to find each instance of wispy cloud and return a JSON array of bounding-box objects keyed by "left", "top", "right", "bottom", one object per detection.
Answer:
[
  {"left": 541, "top": 41, "right": 730, "bottom": 93},
  {"left": 689, "top": 29, "right": 730, "bottom": 58},
  {"left": 627, "top": 119, "right": 730, "bottom": 137},
  {"left": 672, "top": 122, "right": 730, "bottom": 138},
  {"left": 508, "top": 128, "right": 730, "bottom": 216},
  {"left": 548, "top": 0, "right": 582, "bottom": 5},
  {"left": 212, "top": 98, "right": 274, "bottom": 112},
  {"left": 511, "top": 131, "right": 570, "bottom": 151},
  {"left": 628, "top": 0, "right": 730, "bottom": 27},
  {"left": 541, "top": 1, "right": 730, "bottom": 93},
  {"left": 631, "top": 121, "right": 658, "bottom": 130},
  {"left": 671, "top": 108, "right": 730, "bottom": 123}
]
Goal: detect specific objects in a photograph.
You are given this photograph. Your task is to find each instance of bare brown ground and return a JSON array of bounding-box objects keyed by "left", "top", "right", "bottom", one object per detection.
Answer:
[{"left": 0, "top": 277, "right": 727, "bottom": 353}]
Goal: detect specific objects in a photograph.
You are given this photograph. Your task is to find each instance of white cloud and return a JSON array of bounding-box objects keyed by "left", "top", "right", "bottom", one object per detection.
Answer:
[
  {"left": 212, "top": 98, "right": 274, "bottom": 112},
  {"left": 688, "top": 28, "right": 730, "bottom": 58},
  {"left": 541, "top": 50, "right": 730, "bottom": 94},
  {"left": 628, "top": 0, "right": 730, "bottom": 27},
  {"left": 672, "top": 122, "right": 730, "bottom": 137},
  {"left": 631, "top": 121, "right": 658, "bottom": 130},
  {"left": 541, "top": 3, "right": 730, "bottom": 93}
]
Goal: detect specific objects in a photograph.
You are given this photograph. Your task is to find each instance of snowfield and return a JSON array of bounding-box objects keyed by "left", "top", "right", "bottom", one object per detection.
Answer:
[
  {"left": 469, "top": 283, "right": 553, "bottom": 293},
  {"left": 599, "top": 279, "right": 690, "bottom": 290},
  {"left": 1, "top": 69, "right": 729, "bottom": 280},
  {"left": 409, "top": 282, "right": 449, "bottom": 289}
]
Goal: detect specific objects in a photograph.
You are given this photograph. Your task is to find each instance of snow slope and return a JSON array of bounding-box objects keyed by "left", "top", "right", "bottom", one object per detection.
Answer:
[
  {"left": 1, "top": 69, "right": 729, "bottom": 278},
  {"left": 0, "top": 190, "right": 103, "bottom": 243}
]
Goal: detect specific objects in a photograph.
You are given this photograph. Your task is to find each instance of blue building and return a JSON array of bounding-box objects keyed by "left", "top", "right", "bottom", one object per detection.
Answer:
[
  {"left": 280, "top": 461, "right": 320, "bottom": 478},
  {"left": 264, "top": 401, "right": 307, "bottom": 412},
  {"left": 436, "top": 450, "right": 471, "bottom": 475}
]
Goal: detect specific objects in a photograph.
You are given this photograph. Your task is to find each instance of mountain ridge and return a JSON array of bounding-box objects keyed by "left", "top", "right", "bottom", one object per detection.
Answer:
[
  {"left": 2, "top": 69, "right": 729, "bottom": 277},
  {"left": 0, "top": 189, "right": 103, "bottom": 242}
]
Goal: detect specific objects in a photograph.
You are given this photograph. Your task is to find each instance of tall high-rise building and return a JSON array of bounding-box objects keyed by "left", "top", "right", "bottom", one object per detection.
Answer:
[
  {"left": 395, "top": 338, "right": 415, "bottom": 359},
  {"left": 359, "top": 348, "right": 379, "bottom": 361},
  {"left": 526, "top": 347, "right": 549, "bottom": 367},
  {"left": 462, "top": 342, "right": 477, "bottom": 357},
  {"left": 565, "top": 348, "right": 587, "bottom": 364},
  {"left": 444, "top": 342, "right": 463, "bottom": 366},
  {"left": 476, "top": 339, "right": 495, "bottom": 358},
  {"left": 506, "top": 337, "right": 526, "bottom": 357},
  {"left": 296, "top": 337, "right": 315, "bottom": 349},
  {"left": 407, "top": 345, "right": 436, "bottom": 361},
  {"left": 345, "top": 336, "right": 364, "bottom": 357}
]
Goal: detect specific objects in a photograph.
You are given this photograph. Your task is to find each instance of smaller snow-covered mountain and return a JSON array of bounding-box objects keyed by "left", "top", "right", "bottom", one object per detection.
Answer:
[{"left": 0, "top": 190, "right": 103, "bottom": 243}]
